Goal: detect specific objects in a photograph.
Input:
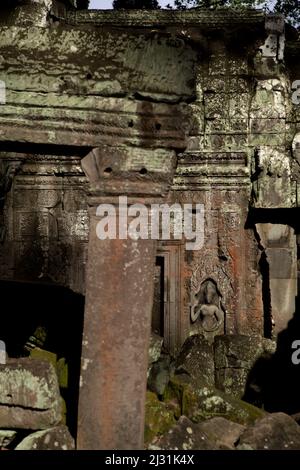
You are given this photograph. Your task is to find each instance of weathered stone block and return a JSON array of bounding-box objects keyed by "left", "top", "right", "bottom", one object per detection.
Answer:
[
  {"left": 0, "top": 430, "right": 17, "bottom": 448},
  {"left": 144, "top": 391, "right": 177, "bottom": 446},
  {"left": 229, "top": 118, "right": 248, "bottom": 132},
  {"left": 148, "top": 356, "right": 174, "bottom": 397},
  {"left": 175, "top": 335, "right": 215, "bottom": 388},
  {"left": 266, "top": 248, "right": 296, "bottom": 279},
  {"left": 237, "top": 413, "right": 300, "bottom": 450},
  {"left": 257, "top": 224, "right": 294, "bottom": 248},
  {"left": 15, "top": 425, "right": 75, "bottom": 450},
  {"left": 204, "top": 93, "right": 228, "bottom": 119},
  {"left": 250, "top": 118, "right": 285, "bottom": 134},
  {"left": 214, "top": 335, "right": 275, "bottom": 397},
  {"left": 197, "top": 417, "right": 245, "bottom": 449},
  {"left": 208, "top": 53, "right": 227, "bottom": 76},
  {"left": 214, "top": 335, "right": 264, "bottom": 370},
  {"left": 0, "top": 358, "right": 63, "bottom": 430},
  {"left": 148, "top": 333, "right": 163, "bottom": 367},
  {"left": 2, "top": 1, "right": 68, "bottom": 28},
  {"left": 259, "top": 34, "right": 278, "bottom": 58},
  {"left": 250, "top": 80, "right": 286, "bottom": 119},
  {"left": 270, "top": 278, "right": 297, "bottom": 334},
  {"left": 166, "top": 374, "right": 266, "bottom": 426},
  {"left": 215, "top": 368, "right": 249, "bottom": 398},
  {"left": 150, "top": 415, "right": 219, "bottom": 450},
  {"left": 248, "top": 132, "right": 285, "bottom": 147}
]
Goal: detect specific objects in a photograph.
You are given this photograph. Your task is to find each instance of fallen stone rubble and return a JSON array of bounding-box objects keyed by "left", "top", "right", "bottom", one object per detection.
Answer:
[{"left": 0, "top": 358, "right": 74, "bottom": 450}]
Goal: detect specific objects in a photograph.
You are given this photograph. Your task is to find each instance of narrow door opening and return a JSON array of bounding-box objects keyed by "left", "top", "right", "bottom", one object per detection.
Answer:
[{"left": 151, "top": 256, "right": 165, "bottom": 339}]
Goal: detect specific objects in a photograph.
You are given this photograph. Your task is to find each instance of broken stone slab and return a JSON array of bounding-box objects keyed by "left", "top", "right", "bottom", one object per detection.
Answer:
[
  {"left": 0, "top": 430, "right": 17, "bottom": 448},
  {"left": 29, "top": 348, "right": 69, "bottom": 389},
  {"left": 191, "top": 386, "right": 266, "bottom": 427},
  {"left": 214, "top": 335, "right": 267, "bottom": 370},
  {"left": 148, "top": 333, "right": 163, "bottom": 367},
  {"left": 151, "top": 416, "right": 246, "bottom": 450},
  {"left": 290, "top": 412, "right": 300, "bottom": 425},
  {"left": 237, "top": 412, "right": 300, "bottom": 450},
  {"left": 175, "top": 335, "right": 215, "bottom": 388},
  {"left": 197, "top": 417, "right": 245, "bottom": 449},
  {"left": 166, "top": 374, "right": 266, "bottom": 427},
  {"left": 30, "top": 347, "right": 57, "bottom": 370},
  {"left": 15, "top": 425, "right": 75, "bottom": 450},
  {"left": 150, "top": 416, "right": 219, "bottom": 450},
  {"left": 0, "top": 358, "right": 63, "bottom": 430},
  {"left": 144, "top": 391, "right": 177, "bottom": 446},
  {"left": 214, "top": 335, "right": 276, "bottom": 398},
  {"left": 148, "top": 355, "right": 175, "bottom": 398}
]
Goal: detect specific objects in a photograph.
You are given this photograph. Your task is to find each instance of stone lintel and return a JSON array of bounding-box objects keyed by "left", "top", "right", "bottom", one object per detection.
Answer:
[{"left": 69, "top": 9, "right": 266, "bottom": 29}]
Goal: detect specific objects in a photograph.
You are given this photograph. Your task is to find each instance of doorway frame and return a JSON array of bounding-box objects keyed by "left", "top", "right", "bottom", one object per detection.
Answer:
[{"left": 157, "top": 240, "right": 184, "bottom": 356}]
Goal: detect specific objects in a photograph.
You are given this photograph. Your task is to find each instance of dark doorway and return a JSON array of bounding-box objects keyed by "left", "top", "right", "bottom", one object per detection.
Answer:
[
  {"left": 0, "top": 280, "right": 84, "bottom": 438},
  {"left": 151, "top": 256, "right": 164, "bottom": 338}
]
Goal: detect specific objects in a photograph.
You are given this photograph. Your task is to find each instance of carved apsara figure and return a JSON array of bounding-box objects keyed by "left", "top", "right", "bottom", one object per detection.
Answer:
[{"left": 190, "top": 279, "right": 224, "bottom": 340}]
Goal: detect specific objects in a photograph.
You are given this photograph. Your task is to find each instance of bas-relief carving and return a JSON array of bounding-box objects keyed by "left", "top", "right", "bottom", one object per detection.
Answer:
[
  {"left": 0, "top": 156, "right": 88, "bottom": 292},
  {"left": 0, "top": 160, "right": 21, "bottom": 243},
  {"left": 251, "top": 146, "right": 294, "bottom": 209},
  {"left": 190, "top": 274, "right": 225, "bottom": 343},
  {"left": 191, "top": 279, "right": 223, "bottom": 334}
]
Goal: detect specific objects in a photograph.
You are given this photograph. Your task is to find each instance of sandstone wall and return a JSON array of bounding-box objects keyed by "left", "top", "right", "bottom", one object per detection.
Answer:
[{"left": 0, "top": 6, "right": 299, "bottom": 351}]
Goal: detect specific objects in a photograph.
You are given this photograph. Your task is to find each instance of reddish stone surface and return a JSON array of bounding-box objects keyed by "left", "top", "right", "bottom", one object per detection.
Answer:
[{"left": 77, "top": 215, "right": 157, "bottom": 449}]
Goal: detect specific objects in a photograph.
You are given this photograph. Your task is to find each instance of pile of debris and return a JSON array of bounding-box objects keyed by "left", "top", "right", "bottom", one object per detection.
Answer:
[{"left": 146, "top": 333, "right": 300, "bottom": 450}]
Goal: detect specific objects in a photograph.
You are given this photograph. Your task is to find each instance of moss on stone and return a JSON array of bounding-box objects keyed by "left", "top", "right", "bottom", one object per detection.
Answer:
[
  {"left": 30, "top": 347, "right": 57, "bottom": 370},
  {"left": 30, "top": 348, "right": 68, "bottom": 389},
  {"left": 144, "top": 391, "right": 177, "bottom": 445},
  {"left": 166, "top": 374, "right": 265, "bottom": 426},
  {"left": 56, "top": 357, "right": 68, "bottom": 389}
]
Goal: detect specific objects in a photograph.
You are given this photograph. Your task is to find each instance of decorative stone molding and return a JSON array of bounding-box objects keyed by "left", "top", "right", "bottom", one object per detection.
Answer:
[
  {"left": 0, "top": 159, "right": 22, "bottom": 243},
  {"left": 69, "top": 9, "right": 266, "bottom": 28},
  {"left": 174, "top": 151, "right": 249, "bottom": 190},
  {"left": 81, "top": 145, "right": 177, "bottom": 206},
  {"left": 251, "top": 146, "right": 295, "bottom": 209}
]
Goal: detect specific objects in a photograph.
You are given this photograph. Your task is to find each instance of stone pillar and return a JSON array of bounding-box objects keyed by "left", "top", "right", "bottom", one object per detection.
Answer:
[
  {"left": 256, "top": 223, "right": 297, "bottom": 336},
  {"left": 77, "top": 145, "right": 176, "bottom": 450}
]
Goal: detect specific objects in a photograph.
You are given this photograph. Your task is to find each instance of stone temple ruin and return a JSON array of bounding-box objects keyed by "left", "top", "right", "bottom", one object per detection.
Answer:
[{"left": 0, "top": 0, "right": 300, "bottom": 451}]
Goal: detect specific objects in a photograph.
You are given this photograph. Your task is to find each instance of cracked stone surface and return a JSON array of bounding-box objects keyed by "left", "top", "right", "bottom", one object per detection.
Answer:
[
  {"left": 15, "top": 425, "right": 75, "bottom": 450},
  {"left": 237, "top": 413, "right": 300, "bottom": 450},
  {"left": 0, "top": 358, "right": 63, "bottom": 430}
]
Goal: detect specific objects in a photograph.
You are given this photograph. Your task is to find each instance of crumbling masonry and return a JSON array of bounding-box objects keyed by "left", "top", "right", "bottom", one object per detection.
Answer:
[{"left": 0, "top": 1, "right": 299, "bottom": 450}]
